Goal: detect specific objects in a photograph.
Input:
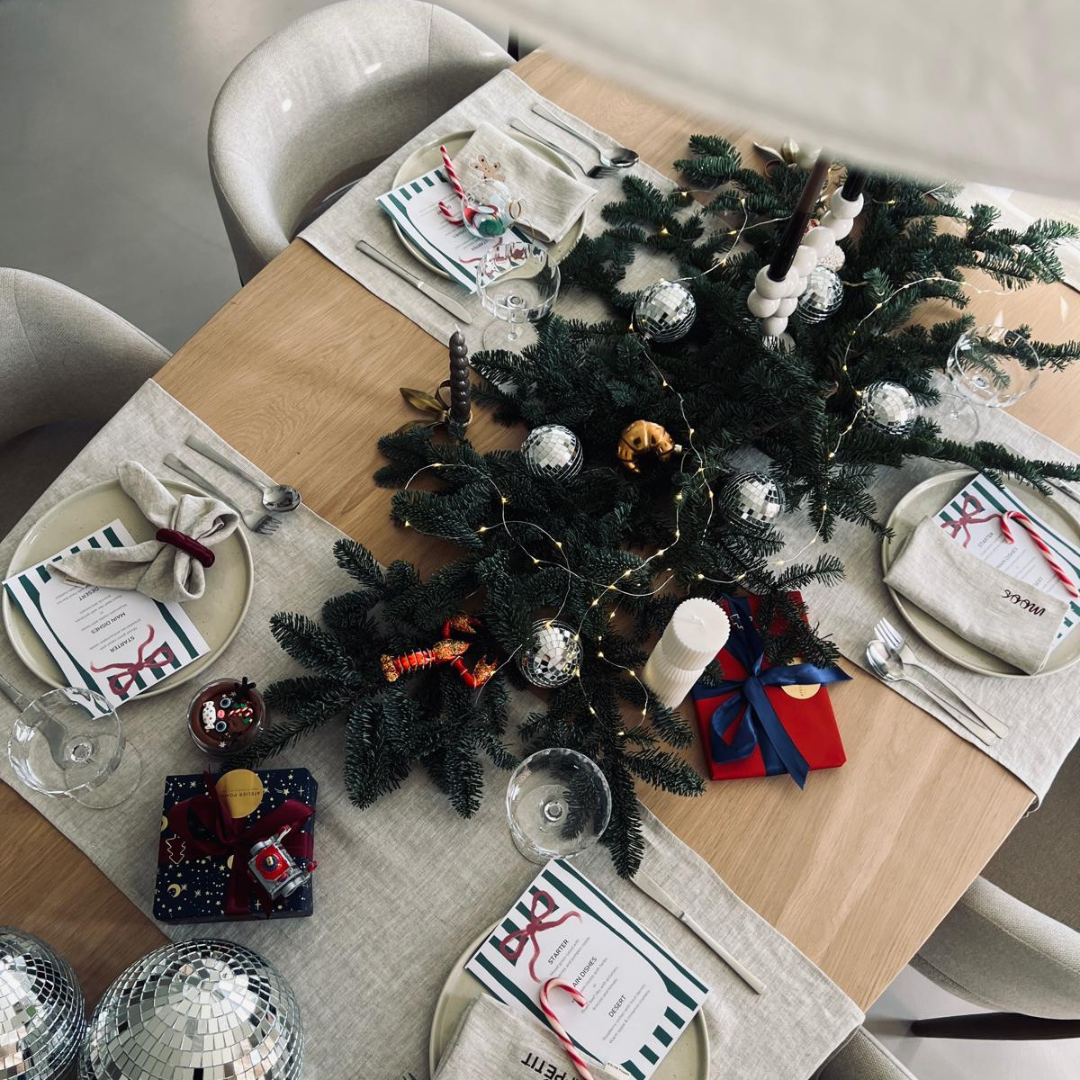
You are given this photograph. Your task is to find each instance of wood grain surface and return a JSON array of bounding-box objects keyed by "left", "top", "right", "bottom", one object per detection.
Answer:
[{"left": 4, "top": 50, "right": 1079, "bottom": 1013}]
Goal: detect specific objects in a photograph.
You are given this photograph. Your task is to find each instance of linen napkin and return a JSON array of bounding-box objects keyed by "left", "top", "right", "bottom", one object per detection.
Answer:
[
  {"left": 883, "top": 516, "right": 1069, "bottom": 674},
  {"left": 434, "top": 995, "right": 626, "bottom": 1080},
  {"left": 50, "top": 461, "right": 239, "bottom": 604},
  {"left": 452, "top": 122, "right": 596, "bottom": 244}
]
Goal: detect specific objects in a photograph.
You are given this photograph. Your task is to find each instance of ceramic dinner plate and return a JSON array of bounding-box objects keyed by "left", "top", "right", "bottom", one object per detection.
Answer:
[
  {"left": 882, "top": 469, "right": 1080, "bottom": 678},
  {"left": 429, "top": 923, "right": 710, "bottom": 1080},
  {"left": 2, "top": 478, "right": 254, "bottom": 698},
  {"left": 391, "top": 130, "right": 586, "bottom": 278}
]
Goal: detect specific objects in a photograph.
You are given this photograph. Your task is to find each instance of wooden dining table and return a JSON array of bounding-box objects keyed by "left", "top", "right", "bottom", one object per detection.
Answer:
[{"left": 4, "top": 48, "right": 1080, "bottom": 1018}]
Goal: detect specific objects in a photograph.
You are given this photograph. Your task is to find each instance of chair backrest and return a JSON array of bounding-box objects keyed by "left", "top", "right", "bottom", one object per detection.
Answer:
[
  {"left": 0, "top": 268, "right": 170, "bottom": 446},
  {"left": 815, "top": 1029, "right": 918, "bottom": 1080},
  {"left": 208, "top": 0, "right": 513, "bottom": 283}
]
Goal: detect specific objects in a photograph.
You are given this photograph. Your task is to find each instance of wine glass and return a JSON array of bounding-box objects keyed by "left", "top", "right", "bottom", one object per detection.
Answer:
[
  {"left": 477, "top": 240, "right": 560, "bottom": 351},
  {"left": 938, "top": 324, "right": 1042, "bottom": 439},
  {"left": 5, "top": 678, "right": 141, "bottom": 808},
  {"left": 506, "top": 747, "right": 611, "bottom": 862}
]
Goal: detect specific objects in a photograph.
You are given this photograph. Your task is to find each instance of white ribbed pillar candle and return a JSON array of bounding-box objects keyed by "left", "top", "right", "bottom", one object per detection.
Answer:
[{"left": 642, "top": 598, "right": 731, "bottom": 708}]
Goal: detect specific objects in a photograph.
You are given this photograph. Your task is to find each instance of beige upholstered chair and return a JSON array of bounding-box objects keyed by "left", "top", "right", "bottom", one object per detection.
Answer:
[
  {"left": 814, "top": 1029, "right": 918, "bottom": 1080},
  {"left": 911, "top": 743, "right": 1080, "bottom": 1039},
  {"left": 0, "top": 268, "right": 170, "bottom": 536},
  {"left": 208, "top": 0, "right": 513, "bottom": 284}
]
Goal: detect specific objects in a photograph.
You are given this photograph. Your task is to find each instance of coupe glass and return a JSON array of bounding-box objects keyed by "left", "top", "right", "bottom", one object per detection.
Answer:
[
  {"left": 938, "top": 324, "right": 1042, "bottom": 439},
  {"left": 477, "top": 240, "right": 560, "bottom": 351},
  {"left": 506, "top": 747, "right": 611, "bottom": 862},
  {"left": 5, "top": 679, "right": 141, "bottom": 808}
]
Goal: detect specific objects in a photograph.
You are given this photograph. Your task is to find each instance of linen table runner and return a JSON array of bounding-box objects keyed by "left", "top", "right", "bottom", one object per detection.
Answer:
[
  {"left": 300, "top": 69, "right": 680, "bottom": 342},
  {"left": 0, "top": 381, "right": 862, "bottom": 1080}
]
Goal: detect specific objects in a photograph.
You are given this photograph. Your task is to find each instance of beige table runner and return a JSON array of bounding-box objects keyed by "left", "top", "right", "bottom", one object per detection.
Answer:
[{"left": 0, "top": 381, "right": 862, "bottom": 1080}]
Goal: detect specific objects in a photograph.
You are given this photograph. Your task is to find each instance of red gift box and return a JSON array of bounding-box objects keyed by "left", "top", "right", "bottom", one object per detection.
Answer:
[{"left": 691, "top": 593, "right": 849, "bottom": 785}]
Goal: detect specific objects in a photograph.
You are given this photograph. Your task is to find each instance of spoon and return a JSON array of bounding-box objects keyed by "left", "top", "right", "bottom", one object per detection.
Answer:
[
  {"left": 185, "top": 435, "right": 302, "bottom": 513},
  {"left": 865, "top": 640, "right": 996, "bottom": 746},
  {"left": 531, "top": 104, "right": 639, "bottom": 171}
]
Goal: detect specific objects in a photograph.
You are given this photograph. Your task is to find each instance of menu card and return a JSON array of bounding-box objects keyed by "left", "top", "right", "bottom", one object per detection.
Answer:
[
  {"left": 377, "top": 167, "right": 525, "bottom": 290},
  {"left": 3, "top": 520, "right": 210, "bottom": 707},
  {"left": 936, "top": 473, "right": 1080, "bottom": 643},
  {"left": 467, "top": 859, "right": 710, "bottom": 1080}
]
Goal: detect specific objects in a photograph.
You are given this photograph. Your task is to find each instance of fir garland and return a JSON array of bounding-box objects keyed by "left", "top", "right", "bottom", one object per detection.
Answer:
[{"left": 239, "top": 138, "right": 1080, "bottom": 877}]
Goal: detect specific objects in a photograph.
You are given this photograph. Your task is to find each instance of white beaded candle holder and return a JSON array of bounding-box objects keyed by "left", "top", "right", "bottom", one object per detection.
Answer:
[{"left": 642, "top": 598, "right": 731, "bottom": 709}]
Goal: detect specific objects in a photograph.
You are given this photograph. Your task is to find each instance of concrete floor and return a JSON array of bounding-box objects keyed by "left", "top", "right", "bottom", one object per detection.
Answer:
[{"left": 0, "top": 2, "right": 1077, "bottom": 1077}]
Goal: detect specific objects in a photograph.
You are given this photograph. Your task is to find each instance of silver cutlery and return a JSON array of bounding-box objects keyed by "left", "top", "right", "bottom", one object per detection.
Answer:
[
  {"left": 632, "top": 869, "right": 764, "bottom": 994},
  {"left": 164, "top": 455, "right": 282, "bottom": 535},
  {"left": 1048, "top": 479, "right": 1080, "bottom": 511},
  {"left": 186, "top": 435, "right": 302, "bottom": 513},
  {"left": 875, "top": 617, "right": 1009, "bottom": 738},
  {"left": 0, "top": 672, "right": 28, "bottom": 709},
  {"left": 531, "top": 103, "right": 639, "bottom": 172},
  {"left": 865, "top": 639, "right": 997, "bottom": 746},
  {"left": 354, "top": 240, "right": 472, "bottom": 324},
  {"left": 510, "top": 118, "right": 597, "bottom": 177}
]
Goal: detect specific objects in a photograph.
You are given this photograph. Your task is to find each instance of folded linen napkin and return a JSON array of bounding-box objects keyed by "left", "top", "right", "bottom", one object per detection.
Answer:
[
  {"left": 50, "top": 461, "right": 239, "bottom": 604},
  {"left": 452, "top": 122, "right": 596, "bottom": 244},
  {"left": 883, "top": 516, "right": 1069, "bottom": 674},
  {"left": 434, "top": 995, "right": 625, "bottom": 1080}
]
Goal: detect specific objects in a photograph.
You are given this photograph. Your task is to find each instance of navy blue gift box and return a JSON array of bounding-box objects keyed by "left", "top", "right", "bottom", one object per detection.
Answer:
[{"left": 153, "top": 767, "right": 316, "bottom": 923}]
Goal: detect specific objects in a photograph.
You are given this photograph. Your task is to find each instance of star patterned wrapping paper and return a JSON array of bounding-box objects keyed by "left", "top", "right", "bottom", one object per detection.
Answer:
[{"left": 153, "top": 768, "right": 317, "bottom": 923}]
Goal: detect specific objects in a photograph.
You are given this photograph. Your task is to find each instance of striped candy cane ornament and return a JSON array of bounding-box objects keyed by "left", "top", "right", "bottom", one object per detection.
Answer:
[
  {"left": 999, "top": 510, "right": 1080, "bottom": 599},
  {"left": 438, "top": 144, "right": 465, "bottom": 224},
  {"left": 539, "top": 979, "right": 594, "bottom": 1080}
]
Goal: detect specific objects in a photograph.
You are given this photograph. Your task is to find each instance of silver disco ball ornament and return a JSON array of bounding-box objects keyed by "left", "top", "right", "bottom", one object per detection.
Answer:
[
  {"left": 80, "top": 939, "right": 303, "bottom": 1080},
  {"left": 723, "top": 472, "right": 786, "bottom": 527},
  {"left": 0, "top": 928, "right": 85, "bottom": 1080},
  {"left": 862, "top": 379, "right": 919, "bottom": 436},
  {"left": 633, "top": 280, "right": 697, "bottom": 342},
  {"left": 520, "top": 619, "right": 582, "bottom": 688},
  {"left": 521, "top": 424, "right": 583, "bottom": 482},
  {"left": 795, "top": 266, "right": 844, "bottom": 324}
]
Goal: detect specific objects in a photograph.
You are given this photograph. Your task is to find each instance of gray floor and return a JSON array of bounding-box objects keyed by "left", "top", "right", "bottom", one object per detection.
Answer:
[{"left": 1, "top": 2, "right": 1077, "bottom": 1076}]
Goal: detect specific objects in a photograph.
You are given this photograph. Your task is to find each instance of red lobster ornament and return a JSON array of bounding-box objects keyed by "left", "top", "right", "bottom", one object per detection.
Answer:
[{"left": 379, "top": 615, "right": 497, "bottom": 689}]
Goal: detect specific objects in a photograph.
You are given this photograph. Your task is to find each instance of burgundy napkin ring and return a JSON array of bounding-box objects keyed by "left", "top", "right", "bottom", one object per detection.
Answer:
[{"left": 156, "top": 528, "right": 215, "bottom": 568}]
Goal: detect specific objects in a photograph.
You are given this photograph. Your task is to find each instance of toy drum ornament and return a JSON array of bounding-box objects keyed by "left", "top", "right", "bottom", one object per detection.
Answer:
[{"left": 247, "top": 827, "right": 315, "bottom": 901}]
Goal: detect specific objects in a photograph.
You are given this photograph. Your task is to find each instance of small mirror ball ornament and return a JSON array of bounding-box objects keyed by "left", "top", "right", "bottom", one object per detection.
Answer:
[
  {"left": 0, "top": 927, "right": 85, "bottom": 1080},
  {"left": 862, "top": 380, "right": 919, "bottom": 436},
  {"left": 795, "top": 266, "right": 844, "bottom": 324},
  {"left": 633, "top": 280, "right": 697, "bottom": 342},
  {"left": 723, "top": 472, "right": 786, "bottom": 526},
  {"left": 520, "top": 619, "right": 582, "bottom": 688},
  {"left": 521, "top": 424, "right": 583, "bottom": 482}
]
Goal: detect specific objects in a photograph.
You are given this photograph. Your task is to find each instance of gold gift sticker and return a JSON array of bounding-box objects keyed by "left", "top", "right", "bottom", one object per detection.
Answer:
[
  {"left": 216, "top": 769, "right": 265, "bottom": 818},
  {"left": 781, "top": 656, "right": 820, "bottom": 700}
]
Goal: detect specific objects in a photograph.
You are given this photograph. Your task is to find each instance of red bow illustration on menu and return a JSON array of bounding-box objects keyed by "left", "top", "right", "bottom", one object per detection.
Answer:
[
  {"left": 498, "top": 890, "right": 581, "bottom": 983},
  {"left": 91, "top": 625, "right": 175, "bottom": 696}
]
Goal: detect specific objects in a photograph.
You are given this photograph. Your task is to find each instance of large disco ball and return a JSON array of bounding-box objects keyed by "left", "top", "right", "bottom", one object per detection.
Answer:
[
  {"left": 633, "top": 280, "right": 697, "bottom": 342},
  {"left": 80, "top": 939, "right": 302, "bottom": 1080},
  {"left": 520, "top": 620, "right": 582, "bottom": 689},
  {"left": 722, "top": 472, "right": 786, "bottom": 527},
  {"left": 521, "top": 424, "right": 583, "bottom": 483},
  {"left": 0, "top": 928, "right": 85, "bottom": 1080},
  {"left": 862, "top": 379, "right": 919, "bottom": 436}
]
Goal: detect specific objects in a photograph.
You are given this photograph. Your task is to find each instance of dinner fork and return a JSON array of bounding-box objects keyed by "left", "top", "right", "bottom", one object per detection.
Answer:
[
  {"left": 164, "top": 455, "right": 282, "bottom": 535},
  {"left": 875, "top": 617, "right": 1009, "bottom": 738}
]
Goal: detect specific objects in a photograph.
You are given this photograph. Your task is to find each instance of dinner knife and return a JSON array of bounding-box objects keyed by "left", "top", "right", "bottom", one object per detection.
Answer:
[
  {"left": 1049, "top": 480, "right": 1080, "bottom": 511},
  {"left": 632, "top": 869, "right": 765, "bottom": 994},
  {"left": 354, "top": 240, "right": 472, "bottom": 324}
]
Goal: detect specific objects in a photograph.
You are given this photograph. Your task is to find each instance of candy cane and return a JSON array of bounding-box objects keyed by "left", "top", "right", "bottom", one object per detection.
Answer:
[
  {"left": 539, "top": 979, "right": 594, "bottom": 1080},
  {"left": 438, "top": 145, "right": 465, "bottom": 224},
  {"left": 999, "top": 511, "right": 1080, "bottom": 598}
]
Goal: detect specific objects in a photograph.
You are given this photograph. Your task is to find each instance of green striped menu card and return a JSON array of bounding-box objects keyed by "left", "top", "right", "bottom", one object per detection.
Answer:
[
  {"left": 937, "top": 473, "right": 1080, "bottom": 643},
  {"left": 467, "top": 858, "right": 709, "bottom": 1080},
  {"left": 3, "top": 519, "right": 209, "bottom": 708}
]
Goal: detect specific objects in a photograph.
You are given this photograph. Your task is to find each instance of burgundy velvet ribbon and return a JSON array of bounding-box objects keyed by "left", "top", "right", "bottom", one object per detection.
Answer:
[
  {"left": 155, "top": 527, "right": 215, "bottom": 568},
  {"left": 160, "top": 771, "right": 313, "bottom": 916}
]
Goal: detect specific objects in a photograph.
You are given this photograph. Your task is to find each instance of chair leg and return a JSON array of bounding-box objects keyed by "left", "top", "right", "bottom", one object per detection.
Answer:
[
  {"left": 508, "top": 29, "right": 520, "bottom": 60},
  {"left": 911, "top": 1012, "right": 1080, "bottom": 1040}
]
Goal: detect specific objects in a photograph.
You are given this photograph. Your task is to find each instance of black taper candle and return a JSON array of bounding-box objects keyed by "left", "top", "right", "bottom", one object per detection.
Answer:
[
  {"left": 841, "top": 167, "right": 868, "bottom": 202},
  {"left": 767, "top": 154, "right": 832, "bottom": 282},
  {"left": 448, "top": 328, "right": 471, "bottom": 425}
]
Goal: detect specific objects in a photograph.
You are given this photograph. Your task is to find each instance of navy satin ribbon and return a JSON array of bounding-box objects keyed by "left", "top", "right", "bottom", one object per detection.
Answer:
[{"left": 704, "top": 595, "right": 850, "bottom": 788}]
